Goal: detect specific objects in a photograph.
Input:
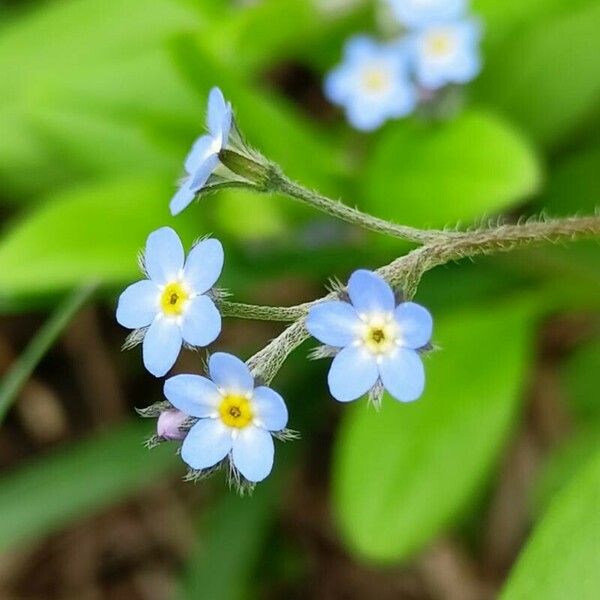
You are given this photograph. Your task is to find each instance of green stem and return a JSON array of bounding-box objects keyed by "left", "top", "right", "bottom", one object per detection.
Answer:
[
  {"left": 0, "top": 282, "right": 98, "bottom": 423},
  {"left": 270, "top": 170, "right": 452, "bottom": 244},
  {"left": 218, "top": 300, "right": 309, "bottom": 322}
]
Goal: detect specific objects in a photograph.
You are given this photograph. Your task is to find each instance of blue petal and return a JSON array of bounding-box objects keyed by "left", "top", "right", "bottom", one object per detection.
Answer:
[
  {"left": 184, "top": 134, "right": 215, "bottom": 175},
  {"left": 190, "top": 154, "right": 220, "bottom": 192},
  {"left": 180, "top": 295, "right": 221, "bottom": 347},
  {"left": 231, "top": 426, "right": 274, "bottom": 482},
  {"left": 348, "top": 270, "right": 396, "bottom": 315},
  {"left": 324, "top": 65, "right": 355, "bottom": 105},
  {"left": 170, "top": 179, "right": 196, "bottom": 216},
  {"left": 183, "top": 238, "right": 224, "bottom": 294},
  {"left": 142, "top": 316, "right": 182, "bottom": 377},
  {"left": 181, "top": 419, "right": 233, "bottom": 470},
  {"left": 379, "top": 348, "right": 425, "bottom": 402},
  {"left": 327, "top": 345, "right": 379, "bottom": 402},
  {"left": 144, "top": 227, "right": 185, "bottom": 284},
  {"left": 164, "top": 374, "right": 220, "bottom": 418},
  {"left": 252, "top": 387, "right": 288, "bottom": 431},
  {"left": 207, "top": 87, "right": 230, "bottom": 139},
  {"left": 394, "top": 302, "right": 433, "bottom": 349},
  {"left": 209, "top": 352, "right": 254, "bottom": 394},
  {"left": 116, "top": 280, "right": 159, "bottom": 329},
  {"left": 344, "top": 35, "right": 378, "bottom": 61},
  {"left": 306, "top": 301, "right": 360, "bottom": 347},
  {"left": 389, "top": 0, "right": 466, "bottom": 28},
  {"left": 345, "top": 99, "right": 389, "bottom": 132}
]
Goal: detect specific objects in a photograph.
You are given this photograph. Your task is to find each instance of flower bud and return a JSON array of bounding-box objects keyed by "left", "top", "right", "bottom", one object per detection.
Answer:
[{"left": 157, "top": 410, "right": 188, "bottom": 440}]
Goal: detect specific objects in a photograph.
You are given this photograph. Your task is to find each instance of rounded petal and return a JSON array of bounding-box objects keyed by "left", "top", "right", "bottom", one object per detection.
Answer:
[
  {"left": 231, "top": 426, "right": 274, "bottom": 483},
  {"left": 142, "top": 316, "right": 183, "bottom": 377},
  {"left": 170, "top": 179, "right": 196, "bottom": 216},
  {"left": 327, "top": 345, "right": 379, "bottom": 402},
  {"left": 164, "top": 374, "right": 221, "bottom": 418},
  {"left": 379, "top": 348, "right": 425, "bottom": 402},
  {"left": 209, "top": 352, "right": 254, "bottom": 394},
  {"left": 394, "top": 302, "right": 433, "bottom": 349},
  {"left": 180, "top": 295, "right": 221, "bottom": 347},
  {"left": 190, "top": 154, "right": 220, "bottom": 192},
  {"left": 183, "top": 238, "right": 224, "bottom": 294},
  {"left": 344, "top": 35, "right": 378, "bottom": 61},
  {"left": 324, "top": 65, "right": 355, "bottom": 105},
  {"left": 184, "top": 134, "right": 215, "bottom": 175},
  {"left": 348, "top": 269, "right": 396, "bottom": 315},
  {"left": 144, "top": 227, "right": 185, "bottom": 284},
  {"left": 207, "top": 86, "right": 230, "bottom": 139},
  {"left": 252, "top": 386, "right": 288, "bottom": 431},
  {"left": 181, "top": 419, "right": 233, "bottom": 470},
  {"left": 345, "top": 99, "right": 389, "bottom": 132},
  {"left": 306, "top": 301, "right": 361, "bottom": 347},
  {"left": 116, "top": 280, "right": 159, "bottom": 329}
]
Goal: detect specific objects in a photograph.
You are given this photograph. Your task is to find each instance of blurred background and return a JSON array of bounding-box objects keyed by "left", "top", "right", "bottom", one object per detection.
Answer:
[{"left": 0, "top": 0, "right": 598, "bottom": 598}]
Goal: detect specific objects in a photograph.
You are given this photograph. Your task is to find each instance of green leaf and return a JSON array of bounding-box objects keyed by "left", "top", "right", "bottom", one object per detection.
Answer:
[
  {"left": 501, "top": 449, "right": 600, "bottom": 600},
  {"left": 0, "top": 0, "right": 203, "bottom": 196},
  {"left": 0, "top": 421, "right": 179, "bottom": 550},
  {"left": 562, "top": 337, "right": 600, "bottom": 423},
  {"left": 332, "top": 300, "right": 536, "bottom": 562},
  {"left": 180, "top": 480, "right": 279, "bottom": 600},
  {"left": 0, "top": 283, "right": 97, "bottom": 421},
  {"left": 362, "top": 110, "right": 541, "bottom": 228},
  {"left": 475, "top": 2, "right": 600, "bottom": 148},
  {"left": 0, "top": 178, "right": 198, "bottom": 302},
  {"left": 540, "top": 145, "right": 600, "bottom": 216}
]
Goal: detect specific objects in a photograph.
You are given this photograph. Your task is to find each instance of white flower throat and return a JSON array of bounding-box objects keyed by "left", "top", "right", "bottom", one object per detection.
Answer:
[{"left": 358, "top": 313, "right": 401, "bottom": 359}]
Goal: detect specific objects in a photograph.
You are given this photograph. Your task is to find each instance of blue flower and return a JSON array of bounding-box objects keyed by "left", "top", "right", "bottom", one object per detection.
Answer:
[
  {"left": 116, "top": 227, "right": 223, "bottom": 377},
  {"left": 170, "top": 87, "right": 232, "bottom": 216},
  {"left": 306, "top": 270, "right": 432, "bottom": 403},
  {"left": 388, "top": 0, "right": 467, "bottom": 29},
  {"left": 164, "top": 353, "right": 289, "bottom": 483},
  {"left": 410, "top": 19, "right": 481, "bottom": 89},
  {"left": 324, "top": 35, "right": 417, "bottom": 131}
]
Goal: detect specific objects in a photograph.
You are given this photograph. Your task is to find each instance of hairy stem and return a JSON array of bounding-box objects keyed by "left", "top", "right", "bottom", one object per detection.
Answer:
[
  {"left": 241, "top": 214, "right": 599, "bottom": 383},
  {"left": 270, "top": 168, "right": 452, "bottom": 245},
  {"left": 218, "top": 300, "right": 308, "bottom": 322}
]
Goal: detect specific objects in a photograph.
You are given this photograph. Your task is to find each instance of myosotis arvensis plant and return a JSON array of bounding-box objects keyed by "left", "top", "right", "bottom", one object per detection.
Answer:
[{"left": 116, "top": 85, "right": 600, "bottom": 493}]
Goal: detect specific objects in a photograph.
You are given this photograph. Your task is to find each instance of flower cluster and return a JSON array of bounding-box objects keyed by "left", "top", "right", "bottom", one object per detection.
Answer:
[
  {"left": 116, "top": 88, "right": 434, "bottom": 490},
  {"left": 324, "top": 0, "right": 482, "bottom": 130}
]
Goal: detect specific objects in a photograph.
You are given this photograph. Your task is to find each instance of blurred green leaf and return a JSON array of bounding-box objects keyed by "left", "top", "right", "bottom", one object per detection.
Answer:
[
  {"left": 0, "top": 283, "right": 96, "bottom": 421},
  {"left": 475, "top": 2, "right": 600, "bottom": 148},
  {"left": 332, "top": 300, "right": 536, "bottom": 562},
  {"left": 501, "top": 449, "right": 600, "bottom": 599},
  {"left": 562, "top": 337, "right": 600, "bottom": 423},
  {"left": 540, "top": 145, "right": 600, "bottom": 216},
  {"left": 531, "top": 429, "right": 600, "bottom": 517},
  {"left": 0, "top": 178, "right": 198, "bottom": 302},
  {"left": 180, "top": 480, "right": 279, "bottom": 600},
  {"left": 0, "top": 0, "right": 204, "bottom": 196},
  {"left": 362, "top": 110, "right": 541, "bottom": 228},
  {"left": 0, "top": 421, "right": 179, "bottom": 550}
]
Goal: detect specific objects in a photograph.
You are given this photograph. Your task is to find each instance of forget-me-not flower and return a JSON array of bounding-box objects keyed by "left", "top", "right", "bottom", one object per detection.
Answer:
[
  {"left": 164, "top": 353, "right": 288, "bottom": 483},
  {"left": 388, "top": 0, "right": 467, "bottom": 29},
  {"left": 170, "top": 87, "right": 232, "bottom": 216},
  {"left": 306, "top": 270, "right": 432, "bottom": 403},
  {"left": 410, "top": 19, "right": 481, "bottom": 89},
  {"left": 324, "top": 35, "right": 417, "bottom": 131},
  {"left": 116, "top": 227, "right": 223, "bottom": 377}
]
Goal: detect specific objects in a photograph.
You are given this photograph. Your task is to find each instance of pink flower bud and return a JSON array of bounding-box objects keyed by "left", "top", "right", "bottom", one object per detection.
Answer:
[{"left": 157, "top": 410, "right": 188, "bottom": 440}]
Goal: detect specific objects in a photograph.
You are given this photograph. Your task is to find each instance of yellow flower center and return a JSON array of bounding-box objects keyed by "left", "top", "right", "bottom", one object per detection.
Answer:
[
  {"left": 361, "top": 67, "right": 391, "bottom": 93},
  {"left": 362, "top": 317, "right": 397, "bottom": 355},
  {"left": 160, "top": 282, "right": 189, "bottom": 316},
  {"left": 218, "top": 394, "right": 254, "bottom": 429},
  {"left": 425, "top": 32, "right": 455, "bottom": 58}
]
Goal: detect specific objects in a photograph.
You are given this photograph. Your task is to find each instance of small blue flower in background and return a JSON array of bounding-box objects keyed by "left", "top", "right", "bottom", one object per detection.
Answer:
[
  {"left": 306, "top": 270, "right": 432, "bottom": 403},
  {"left": 170, "top": 87, "right": 232, "bottom": 216},
  {"left": 410, "top": 19, "right": 481, "bottom": 89},
  {"left": 116, "top": 227, "right": 223, "bottom": 377},
  {"left": 388, "top": 0, "right": 467, "bottom": 29},
  {"left": 324, "top": 35, "right": 417, "bottom": 131},
  {"left": 164, "top": 353, "right": 288, "bottom": 483}
]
